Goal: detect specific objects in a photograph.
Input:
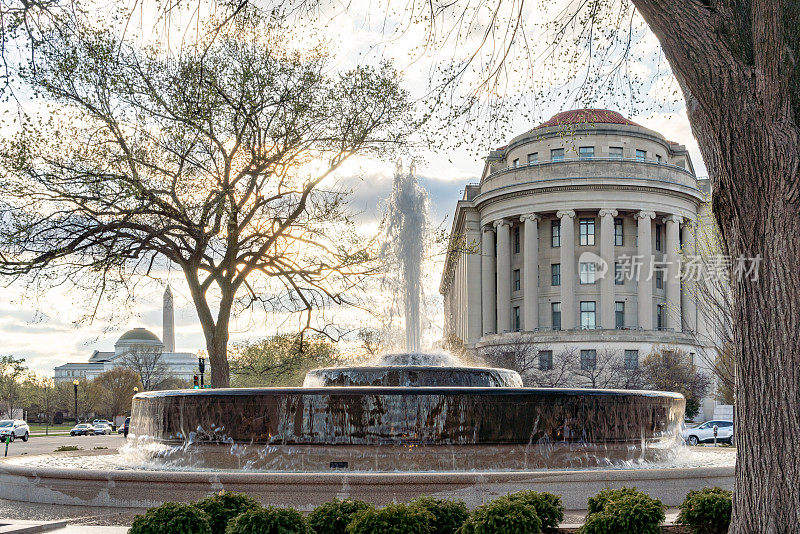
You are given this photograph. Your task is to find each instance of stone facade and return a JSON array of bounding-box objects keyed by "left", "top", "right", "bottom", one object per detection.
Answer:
[{"left": 440, "top": 109, "right": 718, "bottom": 419}]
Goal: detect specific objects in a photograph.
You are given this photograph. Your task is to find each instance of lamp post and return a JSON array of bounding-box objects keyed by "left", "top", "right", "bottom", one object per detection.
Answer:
[{"left": 72, "top": 379, "right": 79, "bottom": 424}]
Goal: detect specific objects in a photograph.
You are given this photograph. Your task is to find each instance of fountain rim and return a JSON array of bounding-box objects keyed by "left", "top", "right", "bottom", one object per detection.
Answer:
[
  {"left": 305, "top": 364, "right": 519, "bottom": 373},
  {"left": 132, "top": 386, "right": 685, "bottom": 400}
]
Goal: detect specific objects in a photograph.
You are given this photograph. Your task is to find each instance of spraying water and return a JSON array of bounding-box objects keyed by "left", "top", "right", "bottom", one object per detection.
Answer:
[{"left": 382, "top": 160, "right": 430, "bottom": 352}]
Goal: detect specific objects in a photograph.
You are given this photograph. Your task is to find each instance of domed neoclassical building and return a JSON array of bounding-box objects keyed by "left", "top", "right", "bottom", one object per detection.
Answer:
[
  {"left": 54, "top": 288, "right": 197, "bottom": 384},
  {"left": 440, "top": 109, "right": 717, "bottom": 418}
]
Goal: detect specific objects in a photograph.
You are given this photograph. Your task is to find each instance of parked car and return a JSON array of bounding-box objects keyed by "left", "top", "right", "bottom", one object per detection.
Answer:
[
  {"left": 117, "top": 417, "right": 131, "bottom": 435},
  {"left": 70, "top": 423, "right": 95, "bottom": 436},
  {"left": 93, "top": 423, "right": 112, "bottom": 435},
  {"left": 0, "top": 419, "right": 29, "bottom": 442},
  {"left": 682, "top": 420, "right": 734, "bottom": 446},
  {"left": 93, "top": 419, "right": 112, "bottom": 427}
]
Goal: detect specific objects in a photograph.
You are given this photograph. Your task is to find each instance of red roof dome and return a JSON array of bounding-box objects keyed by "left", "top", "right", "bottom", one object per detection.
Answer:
[{"left": 536, "top": 109, "right": 640, "bottom": 129}]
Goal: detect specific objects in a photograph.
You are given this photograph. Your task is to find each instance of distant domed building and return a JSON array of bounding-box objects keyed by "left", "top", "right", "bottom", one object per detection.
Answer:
[{"left": 54, "top": 287, "right": 197, "bottom": 384}]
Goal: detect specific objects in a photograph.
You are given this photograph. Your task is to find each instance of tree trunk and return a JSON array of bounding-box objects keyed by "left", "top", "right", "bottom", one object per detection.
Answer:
[
  {"left": 633, "top": 0, "right": 800, "bottom": 530},
  {"left": 184, "top": 269, "right": 232, "bottom": 388}
]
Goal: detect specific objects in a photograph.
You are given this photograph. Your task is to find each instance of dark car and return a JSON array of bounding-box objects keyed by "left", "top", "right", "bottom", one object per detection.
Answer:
[
  {"left": 70, "top": 423, "right": 94, "bottom": 436},
  {"left": 122, "top": 417, "right": 130, "bottom": 438}
]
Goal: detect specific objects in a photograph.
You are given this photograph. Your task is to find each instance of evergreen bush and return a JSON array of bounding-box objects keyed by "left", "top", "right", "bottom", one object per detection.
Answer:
[
  {"left": 505, "top": 491, "right": 564, "bottom": 531},
  {"left": 308, "top": 498, "right": 374, "bottom": 534},
  {"left": 578, "top": 488, "right": 665, "bottom": 534},
  {"left": 346, "top": 502, "right": 435, "bottom": 534},
  {"left": 409, "top": 497, "right": 469, "bottom": 534},
  {"left": 458, "top": 495, "right": 542, "bottom": 534},
  {"left": 195, "top": 491, "right": 261, "bottom": 533},
  {"left": 129, "top": 502, "right": 211, "bottom": 534},
  {"left": 676, "top": 487, "right": 733, "bottom": 534},
  {"left": 225, "top": 506, "right": 311, "bottom": 534}
]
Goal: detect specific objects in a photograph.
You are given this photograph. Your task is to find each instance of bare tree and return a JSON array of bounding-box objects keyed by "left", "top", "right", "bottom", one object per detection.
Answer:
[
  {"left": 88, "top": 368, "right": 141, "bottom": 418},
  {"left": 0, "top": 13, "right": 412, "bottom": 387},
  {"left": 0, "top": 355, "right": 26, "bottom": 419},
  {"left": 572, "top": 347, "right": 625, "bottom": 389},
  {"left": 526, "top": 346, "right": 579, "bottom": 388},
  {"left": 641, "top": 345, "right": 712, "bottom": 420},
  {"left": 120, "top": 346, "right": 169, "bottom": 391},
  {"left": 686, "top": 209, "right": 736, "bottom": 403}
]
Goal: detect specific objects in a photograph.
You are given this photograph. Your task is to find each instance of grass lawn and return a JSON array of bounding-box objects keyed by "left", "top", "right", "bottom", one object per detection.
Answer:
[{"left": 27, "top": 424, "right": 73, "bottom": 433}]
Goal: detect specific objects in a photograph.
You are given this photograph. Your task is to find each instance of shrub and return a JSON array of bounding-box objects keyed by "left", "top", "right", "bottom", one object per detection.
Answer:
[
  {"left": 676, "top": 487, "right": 733, "bottom": 534},
  {"left": 195, "top": 491, "right": 261, "bottom": 533},
  {"left": 578, "top": 488, "right": 665, "bottom": 534},
  {"left": 505, "top": 491, "right": 564, "bottom": 532},
  {"left": 308, "top": 498, "right": 374, "bottom": 534},
  {"left": 409, "top": 497, "right": 470, "bottom": 534},
  {"left": 585, "top": 487, "right": 643, "bottom": 515},
  {"left": 346, "top": 503, "right": 435, "bottom": 534},
  {"left": 458, "top": 496, "right": 542, "bottom": 534},
  {"left": 226, "top": 506, "right": 311, "bottom": 534},
  {"left": 129, "top": 502, "right": 211, "bottom": 534}
]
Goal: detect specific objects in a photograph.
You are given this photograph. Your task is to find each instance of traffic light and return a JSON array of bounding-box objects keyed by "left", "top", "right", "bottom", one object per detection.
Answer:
[{"left": 193, "top": 375, "right": 199, "bottom": 389}]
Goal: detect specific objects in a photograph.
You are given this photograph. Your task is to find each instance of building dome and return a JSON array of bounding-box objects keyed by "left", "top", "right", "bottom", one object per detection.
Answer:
[
  {"left": 536, "top": 109, "right": 640, "bottom": 129},
  {"left": 116, "top": 327, "right": 162, "bottom": 344}
]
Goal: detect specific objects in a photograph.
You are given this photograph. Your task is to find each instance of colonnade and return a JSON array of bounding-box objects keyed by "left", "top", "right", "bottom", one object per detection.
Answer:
[{"left": 480, "top": 210, "right": 692, "bottom": 334}]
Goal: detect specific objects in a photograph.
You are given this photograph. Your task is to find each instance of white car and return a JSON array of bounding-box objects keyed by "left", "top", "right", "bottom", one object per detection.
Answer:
[
  {"left": 683, "top": 420, "right": 734, "bottom": 446},
  {"left": 93, "top": 423, "right": 112, "bottom": 435},
  {"left": 0, "top": 419, "right": 29, "bottom": 442}
]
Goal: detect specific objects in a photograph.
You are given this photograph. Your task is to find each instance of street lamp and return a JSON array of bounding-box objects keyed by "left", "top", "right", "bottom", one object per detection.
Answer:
[
  {"left": 133, "top": 387, "right": 139, "bottom": 394},
  {"left": 198, "top": 357, "right": 205, "bottom": 388},
  {"left": 72, "top": 379, "right": 79, "bottom": 424}
]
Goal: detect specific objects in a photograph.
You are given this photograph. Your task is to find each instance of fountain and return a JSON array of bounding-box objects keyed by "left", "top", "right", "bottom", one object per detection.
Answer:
[{"left": 0, "top": 166, "right": 733, "bottom": 511}]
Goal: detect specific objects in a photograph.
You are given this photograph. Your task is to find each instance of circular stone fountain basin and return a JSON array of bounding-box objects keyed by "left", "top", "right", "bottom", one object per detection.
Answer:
[{"left": 129, "top": 387, "right": 685, "bottom": 471}]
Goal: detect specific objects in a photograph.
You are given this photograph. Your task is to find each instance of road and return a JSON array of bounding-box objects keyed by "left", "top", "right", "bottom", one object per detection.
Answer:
[{"left": 2, "top": 433, "right": 124, "bottom": 457}]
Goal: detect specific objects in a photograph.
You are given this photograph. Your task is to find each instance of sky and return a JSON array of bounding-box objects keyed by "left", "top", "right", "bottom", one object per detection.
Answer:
[{"left": 0, "top": 0, "right": 709, "bottom": 375}]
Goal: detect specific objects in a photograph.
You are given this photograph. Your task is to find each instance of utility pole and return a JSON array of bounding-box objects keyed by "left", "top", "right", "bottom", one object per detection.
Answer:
[{"left": 72, "top": 380, "right": 79, "bottom": 423}]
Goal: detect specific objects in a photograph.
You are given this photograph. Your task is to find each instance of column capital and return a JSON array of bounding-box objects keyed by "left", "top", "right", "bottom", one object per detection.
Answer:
[
  {"left": 556, "top": 209, "right": 576, "bottom": 219},
  {"left": 662, "top": 214, "right": 683, "bottom": 225},
  {"left": 520, "top": 213, "right": 541, "bottom": 223},
  {"left": 636, "top": 210, "right": 656, "bottom": 220},
  {"left": 598, "top": 208, "right": 619, "bottom": 218},
  {"left": 493, "top": 218, "right": 512, "bottom": 229}
]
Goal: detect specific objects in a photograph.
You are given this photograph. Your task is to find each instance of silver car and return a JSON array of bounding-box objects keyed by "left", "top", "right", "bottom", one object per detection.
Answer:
[{"left": 0, "top": 419, "right": 29, "bottom": 442}]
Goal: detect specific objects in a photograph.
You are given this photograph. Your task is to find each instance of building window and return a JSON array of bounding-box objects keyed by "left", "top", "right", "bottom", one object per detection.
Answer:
[
  {"left": 579, "top": 146, "right": 594, "bottom": 160},
  {"left": 580, "top": 301, "right": 596, "bottom": 329},
  {"left": 528, "top": 152, "right": 538, "bottom": 165},
  {"left": 538, "top": 350, "right": 553, "bottom": 371},
  {"left": 657, "top": 305, "right": 665, "bottom": 330},
  {"left": 512, "top": 158, "right": 519, "bottom": 168},
  {"left": 551, "top": 148, "right": 565, "bottom": 162},
  {"left": 514, "top": 226, "right": 520, "bottom": 254},
  {"left": 579, "top": 217, "right": 595, "bottom": 245},
  {"left": 579, "top": 262, "right": 596, "bottom": 284},
  {"left": 655, "top": 271, "right": 663, "bottom": 290},
  {"left": 614, "top": 218, "right": 623, "bottom": 246},
  {"left": 636, "top": 149, "right": 647, "bottom": 162},
  {"left": 615, "top": 262, "right": 624, "bottom": 285},
  {"left": 580, "top": 349, "right": 597, "bottom": 370},
  {"left": 551, "top": 263, "right": 561, "bottom": 286},
  {"left": 655, "top": 224, "right": 662, "bottom": 251},
  {"left": 615, "top": 301, "right": 625, "bottom": 329},
  {"left": 513, "top": 269, "right": 521, "bottom": 291},
  {"left": 513, "top": 307, "right": 521, "bottom": 332},
  {"left": 551, "top": 220, "right": 561, "bottom": 247},
  {"left": 656, "top": 154, "right": 662, "bottom": 164},
  {"left": 624, "top": 349, "right": 639, "bottom": 369},
  {"left": 609, "top": 146, "right": 623, "bottom": 159},
  {"left": 551, "top": 303, "right": 561, "bottom": 331}
]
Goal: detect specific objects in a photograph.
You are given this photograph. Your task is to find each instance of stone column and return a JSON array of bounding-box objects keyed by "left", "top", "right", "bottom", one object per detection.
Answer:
[
  {"left": 495, "top": 219, "right": 512, "bottom": 333},
  {"left": 481, "top": 225, "right": 496, "bottom": 335},
  {"left": 521, "top": 213, "right": 540, "bottom": 331},
  {"left": 636, "top": 211, "right": 656, "bottom": 330},
  {"left": 557, "top": 210, "right": 576, "bottom": 329},
  {"left": 664, "top": 215, "right": 683, "bottom": 331},
  {"left": 681, "top": 219, "right": 698, "bottom": 332},
  {"left": 599, "top": 209, "right": 618, "bottom": 329}
]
